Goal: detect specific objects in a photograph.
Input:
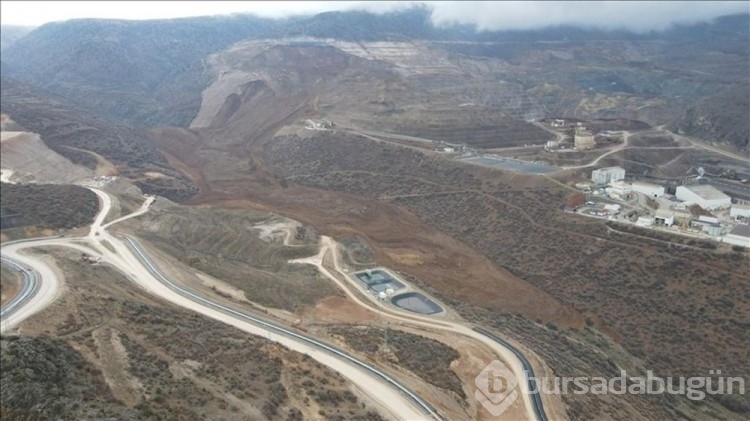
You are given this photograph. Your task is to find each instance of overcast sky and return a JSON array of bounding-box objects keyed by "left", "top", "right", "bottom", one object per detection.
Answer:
[{"left": 1, "top": 1, "right": 747, "bottom": 32}]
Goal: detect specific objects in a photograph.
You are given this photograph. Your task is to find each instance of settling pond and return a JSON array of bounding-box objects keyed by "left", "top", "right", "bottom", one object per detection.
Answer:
[
  {"left": 391, "top": 292, "right": 443, "bottom": 315},
  {"left": 459, "top": 155, "right": 559, "bottom": 174}
]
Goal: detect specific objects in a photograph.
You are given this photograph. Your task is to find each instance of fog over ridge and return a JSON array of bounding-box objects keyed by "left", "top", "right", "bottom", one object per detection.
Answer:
[{"left": 1, "top": 1, "right": 748, "bottom": 33}]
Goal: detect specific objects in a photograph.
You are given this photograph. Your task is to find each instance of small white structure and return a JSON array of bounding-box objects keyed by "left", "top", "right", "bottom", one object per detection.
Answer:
[
  {"left": 378, "top": 291, "right": 388, "bottom": 300},
  {"left": 604, "top": 204, "right": 621, "bottom": 213},
  {"left": 636, "top": 216, "right": 654, "bottom": 227},
  {"left": 606, "top": 180, "right": 632, "bottom": 198},
  {"left": 545, "top": 140, "right": 558, "bottom": 149},
  {"left": 631, "top": 181, "right": 665, "bottom": 198},
  {"left": 654, "top": 209, "right": 674, "bottom": 226},
  {"left": 723, "top": 224, "right": 750, "bottom": 248},
  {"left": 675, "top": 185, "right": 731, "bottom": 210},
  {"left": 551, "top": 119, "right": 565, "bottom": 128},
  {"left": 592, "top": 166, "right": 626, "bottom": 185},
  {"left": 698, "top": 215, "right": 719, "bottom": 224},
  {"left": 575, "top": 182, "right": 594, "bottom": 191},
  {"left": 730, "top": 203, "right": 750, "bottom": 219}
]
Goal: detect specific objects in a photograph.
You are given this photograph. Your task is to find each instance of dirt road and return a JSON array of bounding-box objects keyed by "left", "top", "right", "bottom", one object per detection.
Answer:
[{"left": 0, "top": 187, "right": 434, "bottom": 421}]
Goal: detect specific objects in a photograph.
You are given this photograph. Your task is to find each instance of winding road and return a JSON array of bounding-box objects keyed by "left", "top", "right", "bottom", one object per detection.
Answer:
[
  {"left": 1, "top": 184, "right": 550, "bottom": 420},
  {"left": 0, "top": 256, "right": 39, "bottom": 323},
  {"left": 291, "top": 236, "right": 547, "bottom": 421},
  {"left": 0, "top": 186, "right": 437, "bottom": 420}
]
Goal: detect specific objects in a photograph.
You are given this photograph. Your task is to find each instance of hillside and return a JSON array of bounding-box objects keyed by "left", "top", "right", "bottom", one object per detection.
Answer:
[
  {"left": 0, "top": 128, "right": 93, "bottom": 184},
  {"left": 1, "top": 16, "right": 283, "bottom": 127},
  {"left": 0, "top": 183, "right": 98, "bottom": 231},
  {"left": 671, "top": 83, "right": 750, "bottom": 152},
  {"left": 2, "top": 8, "right": 749, "bottom": 419},
  {"left": 0, "top": 25, "right": 33, "bottom": 51},
  {"left": 2, "top": 10, "right": 747, "bottom": 151},
  {"left": 1, "top": 255, "right": 384, "bottom": 421},
  {"left": 0, "top": 78, "right": 197, "bottom": 201}
]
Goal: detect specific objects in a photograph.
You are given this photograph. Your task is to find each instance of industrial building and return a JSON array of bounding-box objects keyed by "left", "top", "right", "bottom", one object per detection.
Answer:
[
  {"left": 675, "top": 185, "right": 732, "bottom": 210},
  {"left": 591, "top": 166, "right": 625, "bottom": 185},
  {"left": 691, "top": 219, "right": 723, "bottom": 236},
  {"left": 631, "top": 181, "right": 665, "bottom": 198},
  {"left": 723, "top": 224, "right": 750, "bottom": 248},
  {"left": 636, "top": 216, "right": 654, "bottom": 227},
  {"left": 730, "top": 203, "right": 750, "bottom": 219},
  {"left": 654, "top": 209, "right": 674, "bottom": 226},
  {"left": 606, "top": 180, "right": 632, "bottom": 198},
  {"left": 574, "top": 123, "right": 596, "bottom": 149}
]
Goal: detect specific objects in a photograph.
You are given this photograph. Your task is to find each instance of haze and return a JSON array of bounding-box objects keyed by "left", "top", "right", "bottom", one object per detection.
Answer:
[{"left": 1, "top": 0, "right": 747, "bottom": 32}]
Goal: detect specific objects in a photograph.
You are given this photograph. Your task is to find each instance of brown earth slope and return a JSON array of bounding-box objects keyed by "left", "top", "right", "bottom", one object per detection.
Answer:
[{"left": 149, "top": 41, "right": 749, "bottom": 417}]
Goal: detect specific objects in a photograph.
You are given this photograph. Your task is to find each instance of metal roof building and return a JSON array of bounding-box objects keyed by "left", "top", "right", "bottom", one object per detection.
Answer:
[
  {"left": 591, "top": 166, "right": 625, "bottom": 185},
  {"left": 675, "top": 185, "right": 731, "bottom": 210},
  {"left": 724, "top": 224, "right": 750, "bottom": 248}
]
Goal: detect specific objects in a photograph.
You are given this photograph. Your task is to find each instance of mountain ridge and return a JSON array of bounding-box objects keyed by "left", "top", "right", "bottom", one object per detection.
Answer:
[{"left": 1, "top": 9, "right": 748, "bottom": 147}]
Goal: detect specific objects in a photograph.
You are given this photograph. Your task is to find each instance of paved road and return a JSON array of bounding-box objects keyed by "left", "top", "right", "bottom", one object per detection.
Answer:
[
  {"left": 292, "top": 237, "right": 546, "bottom": 421},
  {"left": 1, "top": 184, "right": 551, "bottom": 420},
  {"left": 474, "top": 327, "right": 548, "bottom": 421},
  {"left": 0, "top": 186, "right": 438, "bottom": 421},
  {"left": 123, "top": 236, "right": 440, "bottom": 420},
  {"left": 0, "top": 256, "right": 39, "bottom": 321}
]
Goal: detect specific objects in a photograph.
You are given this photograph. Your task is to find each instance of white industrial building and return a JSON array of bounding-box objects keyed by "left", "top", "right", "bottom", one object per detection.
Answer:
[
  {"left": 691, "top": 219, "right": 723, "bottom": 236},
  {"left": 675, "top": 185, "right": 731, "bottom": 210},
  {"left": 730, "top": 203, "right": 750, "bottom": 219},
  {"left": 636, "top": 216, "right": 654, "bottom": 227},
  {"left": 606, "top": 180, "right": 632, "bottom": 198},
  {"left": 654, "top": 209, "right": 674, "bottom": 226},
  {"left": 551, "top": 119, "right": 565, "bottom": 128},
  {"left": 723, "top": 224, "right": 750, "bottom": 248},
  {"left": 591, "top": 166, "right": 625, "bottom": 185},
  {"left": 631, "top": 181, "right": 665, "bottom": 198}
]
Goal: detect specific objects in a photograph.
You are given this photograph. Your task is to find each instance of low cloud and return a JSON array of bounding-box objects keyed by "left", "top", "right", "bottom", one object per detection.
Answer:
[
  {"left": 426, "top": 1, "right": 749, "bottom": 33},
  {"left": 2, "top": 1, "right": 747, "bottom": 32}
]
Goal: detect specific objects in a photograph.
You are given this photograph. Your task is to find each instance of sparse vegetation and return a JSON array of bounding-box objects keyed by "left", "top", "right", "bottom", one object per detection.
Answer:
[
  {"left": 1, "top": 253, "right": 382, "bottom": 420},
  {"left": 262, "top": 130, "right": 750, "bottom": 417},
  {"left": 329, "top": 325, "right": 466, "bottom": 400},
  {"left": 0, "top": 335, "right": 138, "bottom": 420},
  {"left": 0, "top": 182, "right": 98, "bottom": 230},
  {"left": 2, "top": 8, "right": 748, "bottom": 420},
  {"left": 134, "top": 204, "right": 339, "bottom": 311}
]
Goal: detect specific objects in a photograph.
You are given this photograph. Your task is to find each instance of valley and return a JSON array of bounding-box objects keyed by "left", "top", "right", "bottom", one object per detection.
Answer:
[{"left": 1, "top": 6, "right": 748, "bottom": 421}]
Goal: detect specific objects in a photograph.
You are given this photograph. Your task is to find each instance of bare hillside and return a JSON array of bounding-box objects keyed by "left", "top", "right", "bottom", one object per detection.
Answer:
[{"left": 0, "top": 128, "right": 92, "bottom": 184}]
